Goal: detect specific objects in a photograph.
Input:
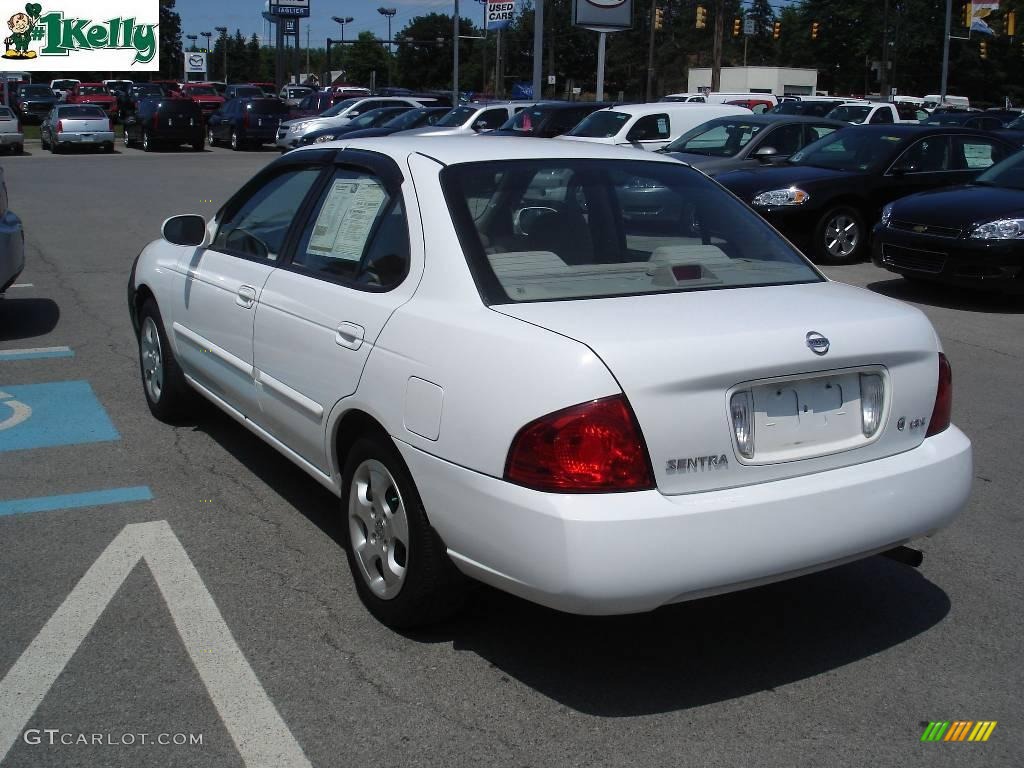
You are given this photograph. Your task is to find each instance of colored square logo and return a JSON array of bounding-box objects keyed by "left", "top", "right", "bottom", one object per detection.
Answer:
[{"left": 0, "top": 381, "right": 119, "bottom": 452}]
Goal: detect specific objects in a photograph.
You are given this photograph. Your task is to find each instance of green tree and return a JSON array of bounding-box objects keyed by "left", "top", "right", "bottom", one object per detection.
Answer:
[
  {"left": 346, "top": 31, "right": 391, "bottom": 87},
  {"left": 159, "top": 0, "right": 182, "bottom": 77}
]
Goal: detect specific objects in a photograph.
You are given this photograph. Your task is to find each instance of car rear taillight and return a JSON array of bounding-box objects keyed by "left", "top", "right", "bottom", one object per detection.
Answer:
[
  {"left": 504, "top": 395, "right": 655, "bottom": 493},
  {"left": 926, "top": 353, "right": 952, "bottom": 437},
  {"left": 56, "top": 120, "right": 63, "bottom": 133}
]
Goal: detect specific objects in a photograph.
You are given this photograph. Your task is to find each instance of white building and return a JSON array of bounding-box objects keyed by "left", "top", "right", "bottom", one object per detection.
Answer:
[{"left": 686, "top": 67, "right": 819, "bottom": 97}]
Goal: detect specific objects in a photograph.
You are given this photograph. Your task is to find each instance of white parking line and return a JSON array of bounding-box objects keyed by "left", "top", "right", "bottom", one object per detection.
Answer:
[
  {"left": 0, "top": 521, "right": 312, "bottom": 767},
  {"left": 6, "top": 284, "right": 33, "bottom": 289}
]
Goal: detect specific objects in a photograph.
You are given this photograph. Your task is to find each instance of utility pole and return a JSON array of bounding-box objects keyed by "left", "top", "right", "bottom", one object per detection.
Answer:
[
  {"left": 453, "top": 0, "right": 460, "bottom": 105},
  {"left": 711, "top": 0, "right": 724, "bottom": 92},
  {"left": 306, "top": 23, "right": 311, "bottom": 78},
  {"left": 645, "top": 0, "right": 656, "bottom": 101},
  {"left": 532, "top": 0, "right": 543, "bottom": 100},
  {"left": 880, "top": 0, "right": 889, "bottom": 99},
  {"left": 215, "top": 26, "right": 227, "bottom": 83},
  {"left": 940, "top": 0, "right": 952, "bottom": 103}
]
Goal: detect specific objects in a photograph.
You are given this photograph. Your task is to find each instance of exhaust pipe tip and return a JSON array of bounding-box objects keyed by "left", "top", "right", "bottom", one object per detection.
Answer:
[{"left": 880, "top": 545, "right": 924, "bottom": 568}]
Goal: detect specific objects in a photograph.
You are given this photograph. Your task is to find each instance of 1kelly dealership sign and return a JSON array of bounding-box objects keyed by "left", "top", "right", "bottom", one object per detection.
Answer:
[{"left": 0, "top": 0, "right": 159, "bottom": 71}]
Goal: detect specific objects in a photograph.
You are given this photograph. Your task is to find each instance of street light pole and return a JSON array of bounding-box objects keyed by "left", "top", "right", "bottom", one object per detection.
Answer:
[
  {"left": 331, "top": 16, "right": 354, "bottom": 76},
  {"left": 531, "top": 0, "right": 542, "bottom": 100},
  {"left": 453, "top": 0, "right": 460, "bottom": 105},
  {"left": 200, "top": 31, "right": 212, "bottom": 80},
  {"left": 880, "top": 0, "right": 889, "bottom": 100},
  {"left": 940, "top": 0, "right": 952, "bottom": 104},
  {"left": 185, "top": 34, "right": 198, "bottom": 83},
  {"left": 377, "top": 8, "right": 397, "bottom": 87},
  {"left": 214, "top": 26, "right": 227, "bottom": 83}
]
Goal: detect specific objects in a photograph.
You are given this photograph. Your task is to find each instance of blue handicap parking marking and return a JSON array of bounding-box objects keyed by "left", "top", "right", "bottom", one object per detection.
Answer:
[{"left": 0, "top": 381, "right": 119, "bottom": 452}]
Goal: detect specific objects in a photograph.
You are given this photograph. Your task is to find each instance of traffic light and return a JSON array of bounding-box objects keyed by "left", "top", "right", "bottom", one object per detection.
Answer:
[
  {"left": 733, "top": 18, "right": 742, "bottom": 37},
  {"left": 655, "top": 7, "right": 664, "bottom": 31},
  {"left": 980, "top": 39, "right": 988, "bottom": 58},
  {"left": 811, "top": 21, "right": 820, "bottom": 40},
  {"left": 696, "top": 5, "right": 707, "bottom": 29},
  {"left": 1008, "top": 11, "right": 1017, "bottom": 37},
  {"left": 960, "top": 3, "right": 972, "bottom": 28},
  {"left": 772, "top": 22, "right": 781, "bottom": 40}
]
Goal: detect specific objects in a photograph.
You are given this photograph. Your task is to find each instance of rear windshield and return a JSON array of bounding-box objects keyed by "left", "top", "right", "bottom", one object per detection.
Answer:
[
  {"left": 233, "top": 87, "right": 263, "bottom": 97},
  {"left": 79, "top": 86, "right": 109, "bottom": 96},
  {"left": 20, "top": 86, "right": 53, "bottom": 96},
  {"left": 665, "top": 119, "right": 765, "bottom": 155},
  {"left": 186, "top": 86, "right": 217, "bottom": 96},
  {"left": 133, "top": 86, "right": 163, "bottom": 96},
  {"left": 58, "top": 106, "right": 106, "bottom": 118},
  {"left": 248, "top": 99, "right": 289, "bottom": 115},
  {"left": 567, "top": 111, "right": 630, "bottom": 138},
  {"left": 771, "top": 101, "right": 836, "bottom": 117},
  {"left": 442, "top": 159, "right": 821, "bottom": 304},
  {"left": 321, "top": 98, "right": 361, "bottom": 117},
  {"left": 827, "top": 105, "right": 871, "bottom": 123},
  {"left": 436, "top": 106, "right": 476, "bottom": 127},
  {"left": 52, "top": 80, "right": 77, "bottom": 88},
  {"left": 159, "top": 100, "right": 200, "bottom": 114}
]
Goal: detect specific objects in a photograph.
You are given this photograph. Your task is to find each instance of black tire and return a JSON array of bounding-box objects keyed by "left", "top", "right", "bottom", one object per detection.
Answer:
[
  {"left": 141, "top": 129, "right": 152, "bottom": 152},
  {"left": 342, "top": 435, "right": 464, "bottom": 628},
  {"left": 230, "top": 129, "right": 240, "bottom": 151},
  {"left": 813, "top": 205, "right": 866, "bottom": 265},
  {"left": 123, "top": 129, "right": 132, "bottom": 148},
  {"left": 13, "top": 144, "right": 21, "bottom": 154},
  {"left": 137, "top": 298, "right": 195, "bottom": 423},
  {"left": 192, "top": 139, "right": 204, "bottom": 152}
]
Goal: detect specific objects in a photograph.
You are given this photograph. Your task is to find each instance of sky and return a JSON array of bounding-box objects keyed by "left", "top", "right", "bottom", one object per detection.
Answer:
[{"left": 175, "top": 0, "right": 492, "bottom": 51}]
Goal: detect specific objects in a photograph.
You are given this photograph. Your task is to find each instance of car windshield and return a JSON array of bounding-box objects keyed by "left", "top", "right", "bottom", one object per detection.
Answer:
[
  {"left": 436, "top": 106, "right": 477, "bottom": 127},
  {"left": 789, "top": 129, "right": 903, "bottom": 171},
  {"left": 58, "top": 106, "right": 105, "bottom": 118},
  {"left": 134, "top": 86, "right": 162, "bottom": 96},
  {"left": 567, "top": 111, "right": 631, "bottom": 138},
  {"left": 287, "top": 88, "right": 311, "bottom": 97},
  {"left": 826, "top": 105, "right": 872, "bottom": 123},
  {"left": 507, "top": 106, "right": 554, "bottom": 132},
  {"left": 443, "top": 159, "right": 821, "bottom": 304},
  {"left": 52, "top": 81, "right": 77, "bottom": 88},
  {"left": 20, "top": 86, "right": 52, "bottom": 96},
  {"left": 383, "top": 108, "right": 431, "bottom": 129},
  {"left": 973, "top": 149, "right": 1024, "bottom": 190},
  {"left": 348, "top": 108, "right": 393, "bottom": 128},
  {"left": 187, "top": 86, "right": 217, "bottom": 96},
  {"left": 79, "top": 86, "right": 108, "bottom": 95},
  {"left": 664, "top": 120, "right": 765, "bottom": 156},
  {"left": 234, "top": 87, "right": 263, "bottom": 97},
  {"left": 321, "top": 98, "right": 361, "bottom": 117},
  {"left": 1008, "top": 116, "right": 1024, "bottom": 130}
]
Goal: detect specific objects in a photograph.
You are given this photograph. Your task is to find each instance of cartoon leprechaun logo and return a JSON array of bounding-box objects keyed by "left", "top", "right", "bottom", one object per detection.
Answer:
[{"left": 4, "top": 3, "right": 42, "bottom": 59}]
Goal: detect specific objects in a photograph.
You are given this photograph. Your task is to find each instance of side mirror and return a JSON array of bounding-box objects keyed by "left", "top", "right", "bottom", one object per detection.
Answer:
[
  {"left": 753, "top": 146, "right": 779, "bottom": 163},
  {"left": 162, "top": 214, "right": 209, "bottom": 247}
]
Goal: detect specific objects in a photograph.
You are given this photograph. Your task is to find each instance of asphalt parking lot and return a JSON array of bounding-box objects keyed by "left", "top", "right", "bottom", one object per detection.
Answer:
[{"left": 0, "top": 142, "right": 1021, "bottom": 768}]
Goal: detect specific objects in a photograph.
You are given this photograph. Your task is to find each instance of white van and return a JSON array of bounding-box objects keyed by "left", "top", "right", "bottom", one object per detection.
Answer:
[
  {"left": 557, "top": 103, "right": 751, "bottom": 151},
  {"left": 922, "top": 94, "right": 969, "bottom": 111}
]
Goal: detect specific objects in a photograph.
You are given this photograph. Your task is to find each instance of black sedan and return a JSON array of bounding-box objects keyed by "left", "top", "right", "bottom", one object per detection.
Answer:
[
  {"left": 340, "top": 106, "right": 451, "bottom": 140},
  {"left": 715, "top": 125, "right": 1018, "bottom": 264},
  {"left": 207, "top": 97, "right": 289, "bottom": 150},
  {"left": 872, "top": 149, "right": 1024, "bottom": 294},
  {"left": 295, "top": 106, "right": 414, "bottom": 148},
  {"left": 660, "top": 115, "right": 847, "bottom": 175}
]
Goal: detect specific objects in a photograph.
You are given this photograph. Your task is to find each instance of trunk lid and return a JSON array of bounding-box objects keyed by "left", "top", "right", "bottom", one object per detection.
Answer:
[
  {"left": 494, "top": 281, "right": 942, "bottom": 494},
  {"left": 60, "top": 116, "right": 110, "bottom": 132}
]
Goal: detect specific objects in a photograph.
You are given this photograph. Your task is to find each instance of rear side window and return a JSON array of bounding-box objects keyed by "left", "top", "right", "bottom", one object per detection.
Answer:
[
  {"left": 890, "top": 136, "right": 951, "bottom": 173},
  {"left": 626, "top": 114, "right": 670, "bottom": 142},
  {"left": 214, "top": 168, "right": 322, "bottom": 262},
  {"left": 954, "top": 136, "right": 1009, "bottom": 169},
  {"left": 442, "top": 159, "right": 821, "bottom": 304},
  {"left": 292, "top": 169, "right": 410, "bottom": 290}
]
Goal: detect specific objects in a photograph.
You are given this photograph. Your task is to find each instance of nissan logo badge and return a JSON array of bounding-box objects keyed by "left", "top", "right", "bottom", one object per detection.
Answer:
[{"left": 806, "top": 331, "right": 830, "bottom": 355}]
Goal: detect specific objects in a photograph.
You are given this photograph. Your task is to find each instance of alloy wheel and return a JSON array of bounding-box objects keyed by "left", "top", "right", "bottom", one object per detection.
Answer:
[
  {"left": 348, "top": 459, "right": 410, "bottom": 600},
  {"left": 824, "top": 214, "right": 860, "bottom": 260},
  {"left": 139, "top": 316, "right": 164, "bottom": 403}
]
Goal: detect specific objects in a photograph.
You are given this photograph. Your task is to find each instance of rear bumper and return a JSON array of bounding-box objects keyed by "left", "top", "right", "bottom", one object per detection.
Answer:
[
  {"left": 0, "top": 132, "right": 23, "bottom": 146},
  {"left": 398, "top": 427, "right": 973, "bottom": 615},
  {"left": 56, "top": 131, "right": 115, "bottom": 145}
]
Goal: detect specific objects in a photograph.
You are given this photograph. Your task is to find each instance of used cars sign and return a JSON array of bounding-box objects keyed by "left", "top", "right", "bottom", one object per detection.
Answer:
[
  {"left": 485, "top": 0, "right": 515, "bottom": 30},
  {"left": 0, "top": 0, "right": 159, "bottom": 70}
]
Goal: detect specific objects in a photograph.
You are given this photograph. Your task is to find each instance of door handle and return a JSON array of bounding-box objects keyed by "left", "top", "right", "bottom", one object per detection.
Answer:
[
  {"left": 335, "top": 322, "right": 364, "bottom": 350},
  {"left": 236, "top": 285, "right": 257, "bottom": 309}
]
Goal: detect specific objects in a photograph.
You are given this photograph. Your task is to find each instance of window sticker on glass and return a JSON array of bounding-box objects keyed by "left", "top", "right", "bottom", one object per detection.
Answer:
[
  {"left": 308, "top": 178, "right": 388, "bottom": 261},
  {"left": 657, "top": 118, "right": 668, "bottom": 134}
]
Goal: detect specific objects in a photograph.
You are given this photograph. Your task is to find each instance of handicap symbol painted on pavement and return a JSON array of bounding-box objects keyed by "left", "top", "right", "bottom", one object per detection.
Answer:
[
  {"left": 0, "top": 381, "right": 119, "bottom": 453},
  {"left": 0, "top": 391, "right": 32, "bottom": 431}
]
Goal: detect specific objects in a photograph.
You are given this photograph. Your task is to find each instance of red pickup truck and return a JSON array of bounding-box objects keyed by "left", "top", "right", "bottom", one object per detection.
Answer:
[
  {"left": 66, "top": 83, "right": 118, "bottom": 120},
  {"left": 180, "top": 83, "right": 226, "bottom": 119}
]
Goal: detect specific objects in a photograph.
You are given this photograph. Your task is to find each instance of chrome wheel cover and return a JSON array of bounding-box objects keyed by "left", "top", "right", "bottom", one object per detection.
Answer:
[
  {"left": 139, "top": 316, "right": 164, "bottom": 403},
  {"left": 824, "top": 214, "right": 860, "bottom": 259},
  {"left": 348, "top": 459, "right": 409, "bottom": 600}
]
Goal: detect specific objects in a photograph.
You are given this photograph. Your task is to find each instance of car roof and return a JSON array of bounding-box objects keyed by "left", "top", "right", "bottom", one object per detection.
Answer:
[
  {"left": 699, "top": 114, "right": 847, "bottom": 126},
  {"left": 294, "top": 135, "right": 687, "bottom": 166}
]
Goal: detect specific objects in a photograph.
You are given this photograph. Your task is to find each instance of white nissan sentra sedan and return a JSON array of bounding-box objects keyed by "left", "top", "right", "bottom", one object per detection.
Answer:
[{"left": 128, "top": 137, "right": 973, "bottom": 628}]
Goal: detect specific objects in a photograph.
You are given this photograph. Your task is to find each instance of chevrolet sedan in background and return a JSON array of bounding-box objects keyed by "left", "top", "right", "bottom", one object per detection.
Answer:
[
  {"left": 0, "top": 106, "right": 23, "bottom": 154},
  {"left": 0, "top": 166, "right": 24, "bottom": 295},
  {"left": 873, "top": 148, "right": 1024, "bottom": 293},
  {"left": 660, "top": 115, "right": 846, "bottom": 175},
  {"left": 716, "top": 125, "right": 1017, "bottom": 263},
  {"left": 276, "top": 96, "right": 438, "bottom": 150},
  {"left": 40, "top": 104, "right": 115, "bottom": 153},
  {"left": 489, "top": 101, "right": 614, "bottom": 138},
  {"left": 294, "top": 106, "right": 415, "bottom": 148},
  {"left": 340, "top": 106, "right": 452, "bottom": 140},
  {"left": 128, "top": 137, "right": 971, "bottom": 629}
]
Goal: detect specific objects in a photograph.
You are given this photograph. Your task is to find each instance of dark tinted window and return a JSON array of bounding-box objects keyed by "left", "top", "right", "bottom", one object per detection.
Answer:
[
  {"left": 56, "top": 106, "right": 106, "bottom": 118},
  {"left": 20, "top": 86, "right": 53, "bottom": 96},
  {"left": 159, "top": 100, "right": 201, "bottom": 115},
  {"left": 247, "top": 99, "right": 289, "bottom": 115}
]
